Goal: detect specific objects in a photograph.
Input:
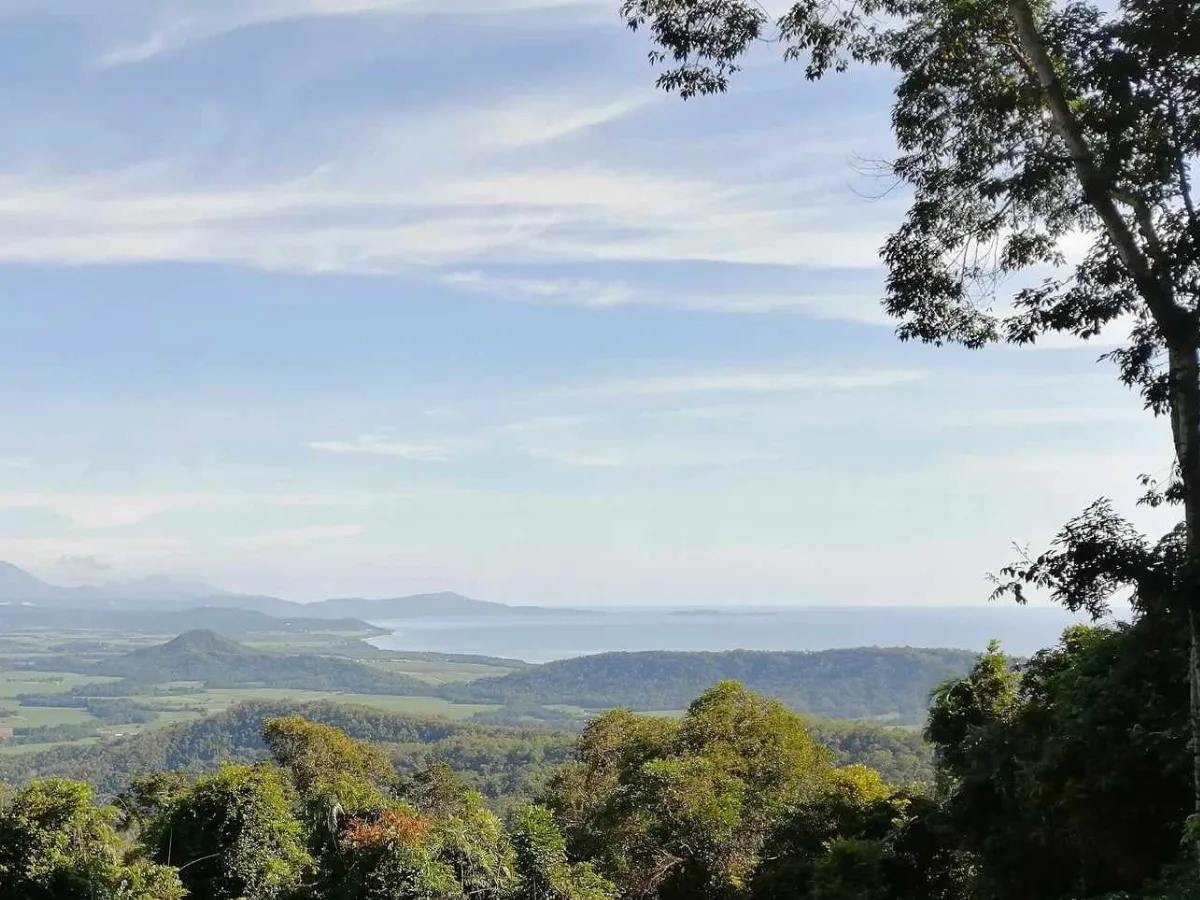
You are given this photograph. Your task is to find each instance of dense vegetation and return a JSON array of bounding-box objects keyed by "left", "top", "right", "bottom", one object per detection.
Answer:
[
  {"left": 446, "top": 648, "right": 975, "bottom": 723},
  {"left": 0, "top": 698, "right": 934, "bottom": 803}
]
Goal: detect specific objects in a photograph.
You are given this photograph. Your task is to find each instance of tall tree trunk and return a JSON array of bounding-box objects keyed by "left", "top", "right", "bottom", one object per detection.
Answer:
[{"left": 1169, "top": 341, "right": 1200, "bottom": 840}]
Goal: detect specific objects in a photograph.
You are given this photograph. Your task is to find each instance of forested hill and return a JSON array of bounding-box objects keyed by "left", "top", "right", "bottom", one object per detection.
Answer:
[
  {"left": 0, "top": 699, "right": 934, "bottom": 799},
  {"left": 444, "top": 647, "right": 976, "bottom": 722},
  {"left": 86, "top": 630, "right": 431, "bottom": 694},
  {"left": 0, "top": 701, "right": 571, "bottom": 800}
]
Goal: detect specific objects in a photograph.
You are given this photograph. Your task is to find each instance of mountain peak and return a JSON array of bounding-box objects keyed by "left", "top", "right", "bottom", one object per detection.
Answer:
[
  {"left": 160, "top": 630, "right": 247, "bottom": 655},
  {"left": 0, "top": 561, "right": 44, "bottom": 582},
  {"left": 0, "top": 561, "right": 55, "bottom": 599}
]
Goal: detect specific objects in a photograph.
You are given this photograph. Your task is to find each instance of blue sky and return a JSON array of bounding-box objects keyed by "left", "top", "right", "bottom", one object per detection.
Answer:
[{"left": 0, "top": 0, "right": 1176, "bottom": 605}]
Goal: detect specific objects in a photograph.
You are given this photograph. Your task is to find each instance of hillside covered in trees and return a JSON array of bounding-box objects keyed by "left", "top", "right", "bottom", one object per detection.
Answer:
[
  {"left": 0, "top": 698, "right": 935, "bottom": 804},
  {"left": 446, "top": 648, "right": 976, "bottom": 722},
  {"left": 10, "top": 634, "right": 978, "bottom": 725},
  {"left": 28, "top": 630, "right": 435, "bottom": 695}
]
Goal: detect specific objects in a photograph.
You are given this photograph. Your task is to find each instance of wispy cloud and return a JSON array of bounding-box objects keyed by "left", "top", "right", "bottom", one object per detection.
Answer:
[
  {"left": 442, "top": 271, "right": 888, "bottom": 321},
  {"left": 229, "top": 524, "right": 368, "bottom": 550},
  {"left": 499, "top": 415, "right": 595, "bottom": 433},
  {"left": 96, "top": 0, "right": 611, "bottom": 68},
  {"left": 567, "top": 369, "right": 927, "bottom": 399},
  {"left": 307, "top": 436, "right": 456, "bottom": 461},
  {"left": 524, "top": 446, "right": 781, "bottom": 468},
  {"left": 0, "top": 163, "right": 885, "bottom": 275},
  {"left": 0, "top": 489, "right": 418, "bottom": 530},
  {"left": 0, "top": 491, "right": 196, "bottom": 530},
  {"left": 0, "top": 537, "right": 191, "bottom": 571}
]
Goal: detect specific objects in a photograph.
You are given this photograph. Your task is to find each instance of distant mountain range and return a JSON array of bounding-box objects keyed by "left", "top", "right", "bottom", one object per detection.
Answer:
[
  {"left": 0, "top": 603, "right": 387, "bottom": 637},
  {"left": 0, "top": 561, "right": 583, "bottom": 621}
]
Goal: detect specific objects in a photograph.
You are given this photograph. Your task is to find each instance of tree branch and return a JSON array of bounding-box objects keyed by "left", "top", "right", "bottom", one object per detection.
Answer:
[
  {"left": 1007, "top": 0, "right": 1184, "bottom": 334},
  {"left": 1168, "top": 99, "right": 1200, "bottom": 255}
]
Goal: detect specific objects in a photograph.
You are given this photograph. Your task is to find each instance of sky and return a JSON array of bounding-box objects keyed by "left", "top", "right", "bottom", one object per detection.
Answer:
[{"left": 0, "top": 0, "right": 1179, "bottom": 606}]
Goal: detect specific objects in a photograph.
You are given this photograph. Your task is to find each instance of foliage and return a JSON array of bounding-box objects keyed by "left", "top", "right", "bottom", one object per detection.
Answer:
[
  {"left": 113, "top": 770, "right": 192, "bottom": 833},
  {"left": 8, "top": 723, "right": 104, "bottom": 746},
  {"left": 804, "top": 718, "right": 934, "bottom": 787},
  {"left": 0, "top": 672, "right": 1193, "bottom": 900},
  {"left": 0, "top": 777, "right": 184, "bottom": 900},
  {"left": 927, "top": 618, "right": 1191, "bottom": 899},
  {"left": 0, "top": 701, "right": 575, "bottom": 804},
  {"left": 144, "top": 763, "right": 313, "bottom": 900},
  {"left": 617, "top": 0, "right": 1200, "bottom": 386},
  {"left": 512, "top": 805, "right": 616, "bottom": 900},
  {"left": 749, "top": 765, "right": 973, "bottom": 900},
  {"left": 424, "top": 784, "right": 515, "bottom": 899},
  {"left": 544, "top": 681, "right": 834, "bottom": 899},
  {"left": 331, "top": 801, "right": 463, "bottom": 900},
  {"left": 264, "top": 714, "right": 396, "bottom": 844}
]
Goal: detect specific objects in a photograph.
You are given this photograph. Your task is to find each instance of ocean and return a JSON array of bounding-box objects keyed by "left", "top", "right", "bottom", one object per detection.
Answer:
[{"left": 370, "top": 604, "right": 1092, "bottom": 663}]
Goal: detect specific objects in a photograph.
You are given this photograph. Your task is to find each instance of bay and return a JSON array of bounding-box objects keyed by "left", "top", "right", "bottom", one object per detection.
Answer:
[{"left": 370, "top": 605, "right": 1088, "bottom": 663}]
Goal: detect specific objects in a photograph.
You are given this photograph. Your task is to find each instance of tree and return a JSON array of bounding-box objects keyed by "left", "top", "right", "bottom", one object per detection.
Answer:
[
  {"left": 618, "top": 0, "right": 1200, "bottom": 823},
  {"left": 263, "top": 715, "right": 395, "bottom": 848},
  {"left": 404, "top": 768, "right": 517, "bottom": 900},
  {"left": 144, "top": 764, "right": 312, "bottom": 900},
  {"left": 925, "top": 619, "right": 1191, "bottom": 898},
  {"left": 749, "top": 765, "right": 972, "bottom": 900},
  {"left": 332, "top": 801, "right": 464, "bottom": 900},
  {"left": 0, "top": 778, "right": 184, "bottom": 900},
  {"left": 512, "top": 805, "right": 616, "bottom": 900},
  {"left": 113, "top": 771, "right": 192, "bottom": 834},
  {"left": 545, "top": 682, "right": 833, "bottom": 899}
]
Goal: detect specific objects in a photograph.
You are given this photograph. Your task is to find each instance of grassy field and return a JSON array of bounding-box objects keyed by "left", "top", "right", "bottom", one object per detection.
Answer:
[
  {"left": 0, "top": 689, "right": 502, "bottom": 758},
  {"left": 128, "top": 689, "right": 501, "bottom": 719},
  {"left": 0, "top": 737, "right": 100, "bottom": 756},
  {"left": 0, "top": 704, "right": 97, "bottom": 727},
  {"left": 0, "top": 671, "right": 121, "bottom": 698},
  {"left": 0, "top": 626, "right": 519, "bottom": 758},
  {"left": 365, "top": 659, "right": 518, "bottom": 684}
]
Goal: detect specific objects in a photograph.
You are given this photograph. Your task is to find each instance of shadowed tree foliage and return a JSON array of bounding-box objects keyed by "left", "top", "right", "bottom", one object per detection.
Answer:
[
  {"left": 113, "top": 770, "right": 192, "bottom": 834},
  {"left": 617, "top": 0, "right": 1200, "bottom": 829},
  {"left": 749, "top": 766, "right": 974, "bottom": 900},
  {"left": 926, "top": 616, "right": 1190, "bottom": 898},
  {"left": 0, "top": 778, "right": 184, "bottom": 900}
]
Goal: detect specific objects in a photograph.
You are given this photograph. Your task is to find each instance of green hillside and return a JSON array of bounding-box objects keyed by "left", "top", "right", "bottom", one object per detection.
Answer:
[
  {"left": 0, "top": 698, "right": 934, "bottom": 798},
  {"left": 88, "top": 631, "right": 431, "bottom": 694},
  {"left": 445, "top": 647, "right": 976, "bottom": 722}
]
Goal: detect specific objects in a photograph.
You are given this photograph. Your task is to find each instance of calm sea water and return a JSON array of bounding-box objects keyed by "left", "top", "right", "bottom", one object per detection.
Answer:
[{"left": 370, "top": 606, "right": 1091, "bottom": 663}]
